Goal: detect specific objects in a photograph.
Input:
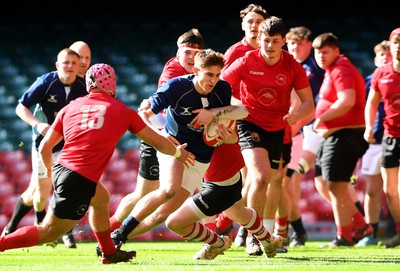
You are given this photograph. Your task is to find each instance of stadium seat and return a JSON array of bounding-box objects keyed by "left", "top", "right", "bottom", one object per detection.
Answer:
[
  {"left": 0, "top": 171, "right": 9, "bottom": 184},
  {"left": 105, "top": 158, "right": 128, "bottom": 181},
  {"left": 1, "top": 195, "right": 22, "bottom": 217},
  {"left": 0, "top": 150, "right": 26, "bottom": 167},
  {"left": 18, "top": 214, "right": 35, "bottom": 227},
  {"left": 0, "top": 182, "right": 15, "bottom": 198},
  {"left": 102, "top": 179, "right": 117, "bottom": 195},
  {"left": 13, "top": 172, "right": 32, "bottom": 194},
  {"left": 114, "top": 169, "right": 137, "bottom": 195},
  {"left": 0, "top": 214, "right": 8, "bottom": 233},
  {"left": 124, "top": 148, "right": 140, "bottom": 170},
  {"left": 109, "top": 193, "right": 123, "bottom": 215}
]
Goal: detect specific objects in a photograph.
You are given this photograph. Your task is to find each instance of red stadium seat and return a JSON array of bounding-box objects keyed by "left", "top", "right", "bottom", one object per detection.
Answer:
[
  {"left": 105, "top": 159, "right": 128, "bottom": 179},
  {"left": 102, "top": 179, "right": 117, "bottom": 195},
  {"left": 114, "top": 169, "right": 137, "bottom": 194},
  {"left": 0, "top": 150, "right": 26, "bottom": 167},
  {"left": 1, "top": 195, "right": 28, "bottom": 218},
  {"left": 109, "top": 193, "right": 123, "bottom": 214},
  {"left": 0, "top": 182, "right": 15, "bottom": 198},
  {"left": 124, "top": 148, "right": 140, "bottom": 170},
  {"left": 19, "top": 214, "right": 35, "bottom": 227},
  {"left": 14, "top": 172, "right": 32, "bottom": 194},
  {"left": 0, "top": 171, "right": 9, "bottom": 184},
  {"left": 0, "top": 214, "right": 9, "bottom": 233}
]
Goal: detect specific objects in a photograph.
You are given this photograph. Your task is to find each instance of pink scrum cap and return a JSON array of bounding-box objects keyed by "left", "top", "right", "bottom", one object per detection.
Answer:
[
  {"left": 389, "top": 28, "right": 400, "bottom": 42},
  {"left": 86, "top": 63, "right": 117, "bottom": 97}
]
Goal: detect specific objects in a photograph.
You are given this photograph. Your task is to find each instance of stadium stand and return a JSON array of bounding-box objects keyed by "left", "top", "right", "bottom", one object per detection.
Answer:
[{"left": 0, "top": 17, "right": 397, "bottom": 241}]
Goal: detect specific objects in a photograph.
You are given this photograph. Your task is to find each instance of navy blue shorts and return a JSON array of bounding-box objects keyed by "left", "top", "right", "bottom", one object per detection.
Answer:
[
  {"left": 50, "top": 164, "right": 97, "bottom": 220},
  {"left": 138, "top": 141, "right": 159, "bottom": 180},
  {"left": 237, "top": 120, "right": 284, "bottom": 170}
]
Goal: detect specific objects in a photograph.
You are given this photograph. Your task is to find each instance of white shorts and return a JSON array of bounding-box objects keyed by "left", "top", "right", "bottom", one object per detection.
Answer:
[
  {"left": 302, "top": 124, "right": 323, "bottom": 154},
  {"left": 288, "top": 133, "right": 303, "bottom": 171},
  {"left": 31, "top": 147, "right": 61, "bottom": 179},
  {"left": 361, "top": 144, "right": 382, "bottom": 175},
  {"left": 157, "top": 151, "right": 209, "bottom": 195}
]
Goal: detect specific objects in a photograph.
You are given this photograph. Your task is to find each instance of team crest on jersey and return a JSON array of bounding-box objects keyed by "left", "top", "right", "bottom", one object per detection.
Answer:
[
  {"left": 258, "top": 88, "right": 276, "bottom": 106},
  {"left": 47, "top": 95, "right": 57, "bottom": 103},
  {"left": 251, "top": 131, "right": 260, "bottom": 142},
  {"left": 390, "top": 93, "right": 400, "bottom": 112},
  {"left": 276, "top": 74, "right": 286, "bottom": 85}
]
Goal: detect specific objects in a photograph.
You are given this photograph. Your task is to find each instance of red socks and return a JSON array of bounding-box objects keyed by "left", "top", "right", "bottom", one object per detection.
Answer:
[
  {"left": 94, "top": 229, "right": 117, "bottom": 256},
  {"left": 0, "top": 226, "right": 39, "bottom": 252}
]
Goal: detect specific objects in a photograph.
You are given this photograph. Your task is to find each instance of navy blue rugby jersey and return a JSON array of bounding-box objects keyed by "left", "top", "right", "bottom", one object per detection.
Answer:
[
  {"left": 18, "top": 71, "right": 87, "bottom": 152},
  {"left": 150, "top": 74, "right": 232, "bottom": 163}
]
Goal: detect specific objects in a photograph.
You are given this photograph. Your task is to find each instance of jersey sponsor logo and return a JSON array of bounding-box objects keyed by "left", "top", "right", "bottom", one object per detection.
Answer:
[
  {"left": 249, "top": 70, "right": 264, "bottom": 76},
  {"left": 381, "top": 79, "right": 394, "bottom": 84},
  {"left": 47, "top": 95, "right": 58, "bottom": 103},
  {"left": 180, "top": 107, "right": 192, "bottom": 115},
  {"left": 198, "top": 194, "right": 209, "bottom": 209}
]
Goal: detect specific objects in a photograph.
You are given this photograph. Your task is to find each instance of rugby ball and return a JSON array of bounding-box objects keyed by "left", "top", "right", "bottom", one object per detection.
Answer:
[{"left": 203, "top": 118, "right": 237, "bottom": 147}]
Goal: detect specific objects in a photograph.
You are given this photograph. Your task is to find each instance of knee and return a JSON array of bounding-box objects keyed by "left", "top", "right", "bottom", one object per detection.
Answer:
[
  {"left": 159, "top": 186, "right": 178, "bottom": 201},
  {"left": 153, "top": 211, "right": 170, "bottom": 225},
  {"left": 254, "top": 177, "right": 269, "bottom": 190},
  {"left": 91, "top": 184, "right": 110, "bottom": 209},
  {"left": 269, "top": 175, "right": 284, "bottom": 187},
  {"left": 165, "top": 216, "right": 176, "bottom": 231}
]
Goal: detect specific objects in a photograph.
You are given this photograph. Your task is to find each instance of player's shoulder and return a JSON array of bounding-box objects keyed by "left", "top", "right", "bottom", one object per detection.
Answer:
[
  {"left": 164, "top": 74, "right": 193, "bottom": 88},
  {"left": 38, "top": 71, "right": 59, "bottom": 84},
  {"left": 217, "top": 78, "right": 231, "bottom": 89}
]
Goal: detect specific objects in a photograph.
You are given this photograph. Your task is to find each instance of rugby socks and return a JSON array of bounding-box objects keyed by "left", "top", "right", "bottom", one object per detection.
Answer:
[
  {"left": 183, "top": 222, "right": 221, "bottom": 246},
  {"left": 396, "top": 223, "right": 400, "bottom": 234},
  {"left": 216, "top": 212, "right": 233, "bottom": 233},
  {"left": 94, "top": 229, "right": 116, "bottom": 256},
  {"left": 354, "top": 201, "right": 365, "bottom": 216},
  {"left": 274, "top": 216, "right": 288, "bottom": 238},
  {"left": 371, "top": 223, "right": 379, "bottom": 238},
  {"left": 120, "top": 215, "right": 140, "bottom": 238},
  {"left": 0, "top": 226, "right": 39, "bottom": 252},
  {"left": 35, "top": 210, "right": 46, "bottom": 225},
  {"left": 337, "top": 224, "right": 353, "bottom": 243},
  {"left": 7, "top": 197, "right": 33, "bottom": 232},
  {"left": 109, "top": 215, "right": 122, "bottom": 231},
  {"left": 262, "top": 218, "right": 275, "bottom": 237},
  {"left": 243, "top": 209, "right": 272, "bottom": 247},
  {"left": 290, "top": 217, "right": 307, "bottom": 235},
  {"left": 353, "top": 212, "right": 367, "bottom": 232},
  {"left": 204, "top": 222, "right": 217, "bottom": 233}
]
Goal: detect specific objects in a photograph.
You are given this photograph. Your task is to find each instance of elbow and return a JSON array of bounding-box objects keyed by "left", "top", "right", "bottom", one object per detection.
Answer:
[{"left": 38, "top": 141, "right": 46, "bottom": 154}]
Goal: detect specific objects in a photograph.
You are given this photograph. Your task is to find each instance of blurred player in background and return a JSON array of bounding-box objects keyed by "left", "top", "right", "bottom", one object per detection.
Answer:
[
  {"left": 1, "top": 46, "right": 89, "bottom": 249},
  {"left": 356, "top": 40, "right": 392, "bottom": 247}
]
